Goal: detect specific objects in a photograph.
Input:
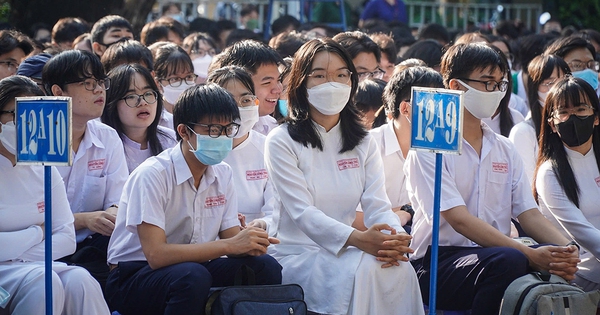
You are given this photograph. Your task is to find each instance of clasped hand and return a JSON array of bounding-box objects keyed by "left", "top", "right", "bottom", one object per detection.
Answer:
[{"left": 354, "top": 223, "right": 413, "bottom": 268}]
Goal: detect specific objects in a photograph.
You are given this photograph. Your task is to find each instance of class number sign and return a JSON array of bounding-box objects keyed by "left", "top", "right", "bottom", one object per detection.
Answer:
[
  {"left": 410, "top": 87, "right": 463, "bottom": 154},
  {"left": 15, "top": 97, "right": 72, "bottom": 165}
]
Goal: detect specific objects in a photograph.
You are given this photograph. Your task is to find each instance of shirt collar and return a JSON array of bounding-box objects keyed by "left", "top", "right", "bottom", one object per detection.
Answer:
[
  {"left": 382, "top": 121, "right": 401, "bottom": 156},
  {"left": 172, "top": 142, "right": 217, "bottom": 188}
]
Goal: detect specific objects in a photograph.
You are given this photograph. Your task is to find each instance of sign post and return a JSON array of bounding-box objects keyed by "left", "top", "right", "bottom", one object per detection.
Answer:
[
  {"left": 15, "top": 97, "right": 72, "bottom": 315},
  {"left": 410, "top": 87, "right": 463, "bottom": 314}
]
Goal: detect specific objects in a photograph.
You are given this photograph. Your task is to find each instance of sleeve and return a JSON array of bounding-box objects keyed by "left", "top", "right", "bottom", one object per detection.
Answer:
[
  {"left": 404, "top": 150, "right": 465, "bottom": 224},
  {"left": 536, "top": 164, "right": 600, "bottom": 258},
  {"left": 102, "top": 133, "right": 129, "bottom": 210},
  {"left": 359, "top": 0, "right": 377, "bottom": 20},
  {"left": 360, "top": 136, "right": 403, "bottom": 232},
  {"left": 265, "top": 129, "right": 355, "bottom": 255},
  {"left": 124, "top": 164, "right": 168, "bottom": 233},
  {"left": 0, "top": 226, "right": 43, "bottom": 261},
  {"left": 508, "top": 141, "right": 538, "bottom": 218},
  {"left": 259, "top": 176, "right": 277, "bottom": 234},
  {"left": 508, "top": 123, "right": 537, "bottom": 184},
  {"left": 16, "top": 167, "right": 76, "bottom": 261}
]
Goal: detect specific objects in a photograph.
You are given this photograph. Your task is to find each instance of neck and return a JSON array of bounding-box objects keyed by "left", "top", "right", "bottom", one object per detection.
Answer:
[
  {"left": 392, "top": 117, "right": 411, "bottom": 158},
  {"left": 566, "top": 138, "right": 594, "bottom": 156},
  {"left": 124, "top": 127, "right": 149, "bottom": 150},
  {"left": 310, "top": 108, "right": 340, "bottom": 132},
  {"left": 71, "top": 119, "right": 88, "bottom": 153},
  {"left": 462, "top": 113, "right": 483, "bottom": 155},
  {"left": 181, "top": 142, "right": 208, "bottom": 189},
  {"left": 233, "top": 132, "right": 249, "bottom": 148},
  {"left": 163, "top": 100, "right": 174, "bottom": 114}
]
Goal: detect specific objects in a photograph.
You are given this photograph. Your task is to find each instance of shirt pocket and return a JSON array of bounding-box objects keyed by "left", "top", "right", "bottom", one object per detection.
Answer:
[
  {"left": 483, "top": 171, "right": 512, "bottom": 220},
  {"left": 81, "top": 175, "right": 108, "bottom": 212}
]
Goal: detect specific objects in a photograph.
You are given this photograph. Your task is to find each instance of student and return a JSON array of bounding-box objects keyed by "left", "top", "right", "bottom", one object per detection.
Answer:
[
  {"left": 369, "top": 33, "right": 397, "bottom": 82},
  {"left": 353, "top": 78, "right": 387, "bottom": 130},
  {"left": 534, "top": 77, "right": 600, "bottom": 291},
  {"left": 100, "top": 39, "right": 154, "bottom": 73},
  {"left": 182, "top": 32, "right": 218, "bottom": 84},
  {"left": 545, "top": 35, "right": 599, "bottom": 96},
  {"left": 51, "top": 17, "right": 90, "bottom": 50},
  {"left": 333, "top": 31, "right": 384, "bottom": 82},
  {"left": 0, "top": 30, "right": 34, "bottom": 80},
  {"left": 140, "top": 17, "right": 185, "bottom": 47},
  {"left": 90, "top": 15, "right": 134, "bottom": 57},
  {"left": 0, "top": 75, "right": 110, "bottom": 315},
  {"left": 102, "top": 64, "right": 177, "bottom": 173},
  {"left": 265, "top": 38, "right": 424, "bottom": 315},
  {"left": 106, "top": 83, "right": 282, "bottom": 315},
  {"left": 405, "top": 43, "right": 580, "bottom": 314},
  {"left": 207, "top": 66, "right": 276, "bottom": 230},
  {"left": 215, "top": 40, "right": 283, "bottom": 135},
  {"left": 42, "top": 50, "right": 129, "bottom": 283},
  {"left": 509, "top": 54, "right": 570, "bottom": 182}
]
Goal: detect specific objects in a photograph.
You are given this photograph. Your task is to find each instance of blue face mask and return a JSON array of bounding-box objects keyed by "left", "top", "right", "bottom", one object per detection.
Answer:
[
  {"left": 572, "top": 68, "right": 599, "bottom": 90},
  {"left": 187, "top": 127, "right": 232, "bottom": 165},
  {"left": 277, "top": 99, "right": 288, "bottom": 117}
]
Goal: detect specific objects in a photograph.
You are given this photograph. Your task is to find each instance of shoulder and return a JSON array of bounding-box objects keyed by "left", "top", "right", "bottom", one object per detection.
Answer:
[
  {"left": 266, "top": 123, "right": 292, "bottom": 143},
  {"left": 89, "top": 119, "right": 120, "bottom": 139}
]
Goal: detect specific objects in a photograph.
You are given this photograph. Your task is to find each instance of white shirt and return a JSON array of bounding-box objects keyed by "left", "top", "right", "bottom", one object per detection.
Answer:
[
  {"left": 107, "top": 144, "right": 239, "bottom": 264},
  {"left": 223, "top": 130, "right": 276, "bottom": 225},
  {"left": 481, "top": 107, "right": 525, "bottom": 136},
  {"left": 0, "top": 157, "right": 75, "bottom": 262},
  {"left": 369, "top": 121, "right": 410, "bottom": 208},
  {"left": 265, "top": 122, "right": 402, "bottom": 314},
  {"left": 509, "top": 93, "right": 529, "bottom": 118},
  {"left": 159, "top": 108, "right": 174, "bottom": 130},
  {"left": 56, "top": 120, "right": 129, "bottom": 242},
  {"left": 515, "top": 71, "right": 528, "bottom": 108},
  {"left": 122, "top": 125, "right": 177, "bottom": 173},
  {"left": 252, "top": 115, "right": 278, "bottom": 136},
  {"left": 509, "top": 119, "right": 537, "bottom": 184},
  {"left": 536, "top": 145, "right": 600, "bottom": 282},
  {"left": 405, "top": 123, "right": 537, "bottom": 260}
]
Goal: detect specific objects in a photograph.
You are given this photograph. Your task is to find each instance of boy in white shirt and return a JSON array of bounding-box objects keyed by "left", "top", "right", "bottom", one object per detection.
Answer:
[
  {"left": 405, "top": 43, "right": 580, "bottom": 314},
  {"left": 106, "top": 84, "right": 282, "bottom": 315}
]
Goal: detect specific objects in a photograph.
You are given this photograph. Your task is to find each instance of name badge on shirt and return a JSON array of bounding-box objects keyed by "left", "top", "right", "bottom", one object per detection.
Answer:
[
  {"left": 492, "top": 162, "right": 508, "bottom": 174},
  {"left": 88, "top": 159, "right": 106, "bottom": 171},
  {"left": 246, "top": 169, "right": 268, "bottom": 181},
  {"left": 595, "top": 176, "right": 600, "bottom": 187},
  {"left": 205, "top": 194, "right": 227, "bottom": 208},
  {"left": 337, "top": 158, "right": 360, "bottom": 171},
  {"left": 37, "top": 201, "right": 45, "bottom": 213}
]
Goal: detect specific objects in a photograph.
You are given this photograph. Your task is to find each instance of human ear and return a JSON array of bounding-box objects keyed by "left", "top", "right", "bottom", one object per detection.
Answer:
[
  {"left": 177, "top": 124, "right": 190, "bottom": 141},
  {"left": 51, "top": 84, "right": 64, "bottom": 96}
]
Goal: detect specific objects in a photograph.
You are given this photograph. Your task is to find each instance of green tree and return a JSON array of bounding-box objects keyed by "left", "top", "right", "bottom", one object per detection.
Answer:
[{"left": 555, "top": 0, "right": 600, "bottom": 30}]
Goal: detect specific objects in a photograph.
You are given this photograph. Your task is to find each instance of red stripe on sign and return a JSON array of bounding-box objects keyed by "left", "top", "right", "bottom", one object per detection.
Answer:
[{"left": 337, "top": 158, "right": 359, "bottom": 171}]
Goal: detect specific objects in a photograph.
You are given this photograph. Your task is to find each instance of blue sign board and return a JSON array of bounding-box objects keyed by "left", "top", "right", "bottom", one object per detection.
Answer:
[
  {"left": 410, "top": 87, "right": 464, "bottom": 154},
  {"left": 15, "top": 97, "right": 72, "bottom": 165}
]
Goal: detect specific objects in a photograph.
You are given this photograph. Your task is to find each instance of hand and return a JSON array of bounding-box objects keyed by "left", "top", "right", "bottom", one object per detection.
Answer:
[
  {"left": 85, "top": 210, "right": 117, "bottom": 236},
  {"left": 247, "top": 219, "right": 267, "bottom": 230},
  {"left": 348, "top": 223, "right": 413, "bottom": 267},
  {"left": 393, "top": 208, "right": 412, "bottom": 226},
  {"left": 526, "top": 246, "right": 580, "bottom": 281},
  {"left": 228, "top": 226, "right": 277, "bottom": 256},
  {"left": 105, "top": 205, "right": 118, "bottom": 217},
  {"left": 238, "top": 213, "right": 246, "bottom": 229}
]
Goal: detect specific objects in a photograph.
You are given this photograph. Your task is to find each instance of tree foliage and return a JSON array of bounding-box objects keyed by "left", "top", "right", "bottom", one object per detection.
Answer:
[{"left": 556, "top": 0, "right": 600, "bottom": 31}]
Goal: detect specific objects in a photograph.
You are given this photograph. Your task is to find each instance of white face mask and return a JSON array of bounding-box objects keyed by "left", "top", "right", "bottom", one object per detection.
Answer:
[
  {"left": 307, "top": 82, "right": 351, "bottom": 115},
  {"left": 0, "top": 121, "right": 16, "bottom": 155},
  {"left": 456, "top": 79, "right": 506, "bottom": 119},
  {"left": 235, "top": 105, "right": 259, "bottom": 138},
  {"left": 538, "top": 90, "right": 548, "bottom": 107},
  {"left": 162, "top": 83, "right": 194, "bottom": 105},
  {"left": 193, "top": 55, "right": 213, "bottom": 79}
]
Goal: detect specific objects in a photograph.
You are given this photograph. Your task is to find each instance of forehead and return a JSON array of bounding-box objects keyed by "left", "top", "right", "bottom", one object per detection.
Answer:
[
  {"left": 252, "top": 63, "right": 279, "bottom": 80},
  {"left": 223, "top": 78, "right": 251, "bottom": 95},
  {"left": 563, "top": 47, "right": 594, "bottom": 62},
  {"left": 468, "top": 65, "right": 504, "bottom": 80},
  {"left": 311, "top": 51, "right": 346, "bottom": 69},
  {"left": 0, "top": 48, "right": 26, "bottom": 61},
  {"left": 352, "top": 52, "right": 378, "bottom": 71}
]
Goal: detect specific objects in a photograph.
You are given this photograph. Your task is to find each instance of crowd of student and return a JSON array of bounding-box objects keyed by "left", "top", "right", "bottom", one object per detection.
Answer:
[{"left": 0, "top": 7, "right": 599, "bottom": 315}]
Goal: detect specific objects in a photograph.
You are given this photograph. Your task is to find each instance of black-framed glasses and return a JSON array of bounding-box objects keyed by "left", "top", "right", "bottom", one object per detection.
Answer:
[
  {"left": 0, "top": 61, "right": 18, "bottom": 72},
  {"left": 158, "top": 74, "right": 198, "bottom": 87},
  {"left": 458, "top": 78, "right": 508, "bottom": 92},
  {"left": 188, "top": 122, "right": 240, "bottom": 138},
  {"left": 65, "top": 77, "right": 111, "bottom": 91},
  {"left": 0, "top": 110, "right": 15, "bottom": 122},
  {"left": 357, "top": 68, "right": 385, "bottom": 80},
  {"left": 552, "top": 104, "right": 595, "bottom": 122},
  {"left": 121, "top": 90, "right": 158, "bottom": 108},
  {"left": 567, "top": 60, "right": 600, "bottom": 72}
]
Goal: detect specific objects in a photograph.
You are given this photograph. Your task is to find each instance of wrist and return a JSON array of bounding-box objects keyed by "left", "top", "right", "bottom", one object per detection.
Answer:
[{"left": 566, "top": 240, "right": 580, "bottom": 252}]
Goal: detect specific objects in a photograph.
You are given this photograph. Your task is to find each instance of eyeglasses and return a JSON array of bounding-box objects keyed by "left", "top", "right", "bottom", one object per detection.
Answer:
[
  {"left": 539, "top": 78, "right": 558, "bottom": 90},
  {"left": 0, "top": 110, "right": 15, "bottom": 123},
  {"left": 188, "top": 122, "right": 240, "bottom": 138},
  {"left": 307, "top": 69, "right": 352, "bottom": 85},
  {"left": 65, "top": 77, "right": 111, "bottom": 91},
  {"left": 0, "top": 61, "right": 18, "bottom": 73},
  {"left": 458, "top": 77, "right": 509, "bottom": 92},
  {"left": 158, "top": 74, "right": 198, "bottom": 87},
  {"left": 552, "top": 104, "right": 595, "bottom": 122},
  {"left": 190, "top": 48, "right": 216, "bottom": 57},
  {"left": 357, "top": 68, "right": 385, "bottom": 80},
  {"left": 121, "top": 90, "right": 158, "bottom": 108},
  {"left": 567, "top": 60, "right": 600, "bottom": 72},
  {"left": 238, "top": 95, "right": 258, "bottom": 107}
]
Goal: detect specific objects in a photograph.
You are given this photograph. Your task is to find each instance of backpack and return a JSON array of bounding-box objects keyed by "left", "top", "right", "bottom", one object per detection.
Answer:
[
  {"left": 205, "top": 284, "right": 307, "bottom": 315},
  {"left": 499, "top": 271, "right": 600, "bottom": 315}
]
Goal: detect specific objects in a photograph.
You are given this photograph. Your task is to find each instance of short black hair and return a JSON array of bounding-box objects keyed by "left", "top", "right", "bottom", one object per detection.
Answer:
[
  {"left": 269, "top": 31, "right": 310, "bottom": 59},
  {"left": 515, "top": 33, "right": 558, "bottom": 74},
  {"left": 183, "top": 32, "right": 217, "bottom": 55},
  {"left": 333, "top": 31, "right": 381, "bottom": 63},
  {"left": 225, "top": 29, "right": 264, "bottom": 48},
  {"left": 440, "top": 42, "right": 508, "bottom": 88},
  {"left": 383, "top": 66, "right": 443, "bottom": 119},
  {"left": 369, "top": 33, "right": 397, "bottom": 65},
  {"left": 90, "top": 15, "right": 133, "bottom": 45},
  {"left": 0, "top": 30, "right": 34, "bottom": 57},
  {"left": 402, "top": 39, "right": 443, "bottom": 68},
  {"left": 101, "top": 39, "right": 154, "bottom": 72},
  {"left": 0, "top": 75, "right": 44, "bottom": 111},
  {"left": 207, "top": 65, "right": 255, "bottom": 95},
  {"left": 271, "top": 15, "right": 301, "bottom": 37},
  {"left": 42, "top": 49, "right": 106, "bottom": 95},
  {"left": 52, "top": 17, "right": 90, "bottom": 45},
  {"left": 151, "top": 42, "right": 194, "bottom": 80},
  {"left": 173, "top": 83, "right": 240, "bottom": 141},
  {"left": 354, "top": 78, "right": 386, "bottom": 114},
  {"left": 417, "top": 23, "right": 450, "bottom": 45},
  {"left": 544, "top": 35, "right": 596, "bottom": 60},
  {"left": 216, "top": 40, "right": 282, "bottom": 74}
]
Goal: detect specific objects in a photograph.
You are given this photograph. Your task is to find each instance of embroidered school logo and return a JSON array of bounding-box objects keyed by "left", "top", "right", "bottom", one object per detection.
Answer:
[
  {"left": 88, "top": 159, "right": 106, "bottom": 171},
  {"left": 205, "top": 194, "right": 227, "bottom": 208},
  {"left": 595, "top": 176, "right": 600, "bottom": 187},
  {"left": 492, "top": 162, "right": 508, "bottom": 174},
  {"left": 246, "top": 169, "right": 268, "bottom": 181},
  {"left": 337, "top": 158, "right": 360, "bottom": 171},
  {"left": 37, "top": 201, "right": 45, "bottom": 213}
]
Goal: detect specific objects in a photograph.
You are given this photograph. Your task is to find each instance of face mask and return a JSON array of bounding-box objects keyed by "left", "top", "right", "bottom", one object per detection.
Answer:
[
  {"left": 572, "top": 69, "right": 599, "bottom": 90},
  {"left": 235, "top": 105, "right": 259, "bottom": 138},
  {"left": 192, "top": 55, "right": 212, "bottom": 79},
  {"left": 456, "top": 79, "right": 506, "bottom": 119},
  {"left": 538, "top": 91, "right": 548, "bottom": 107},
  {"left": 307, "top": 82, "right": 351, "bottom": 115},
  {"left": 277, "top": 99, "right": 288, "bottom": 117},
  {"left": 246, "top": 19, "right": 259, "bottom": 30},
  {"left": 162, "top": 82, "right": 194, "bottom": 105},
  {"left": 0, "top": 121, "right": 16, "bottom": 155},
  {"left": 555, "top": 114, "right": 596, "bottom": 147},
  {"left": 187, "top": 128, "right": 232, "bottom": 165}
]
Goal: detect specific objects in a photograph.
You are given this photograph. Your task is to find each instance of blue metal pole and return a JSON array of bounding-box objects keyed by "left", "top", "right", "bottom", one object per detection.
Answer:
[
  {"left": 44, "top": 165, "right": 53, "bottom": 315},
  {"left": 428, "top": 153, "right": 443, "bottom": 314}
]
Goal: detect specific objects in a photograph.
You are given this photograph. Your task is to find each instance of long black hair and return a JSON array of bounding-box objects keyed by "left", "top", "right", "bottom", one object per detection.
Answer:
[
  {"left": 287, "top": 38, "right": 366, "bottom": 153},
  {"left": 534, "top": 77, "right": 600, "bottom": 207}
]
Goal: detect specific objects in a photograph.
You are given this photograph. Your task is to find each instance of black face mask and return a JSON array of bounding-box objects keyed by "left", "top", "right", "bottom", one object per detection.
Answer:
[{"left": 555, "top": 114, "right": 596, "bottom": 147}]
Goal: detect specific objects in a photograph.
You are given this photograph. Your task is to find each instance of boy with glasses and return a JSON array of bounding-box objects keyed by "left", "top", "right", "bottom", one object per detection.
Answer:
[
  {"left": 42, "top": 50, "right": 129, "bottom": 288},
  {"left": 333, "top": 31, "right": 385, "bottom": 82},
  {"left": 0, "top": 30, "right": 34, "bottom": 80},
  {"left": 405, "top": 43, "right": 580, "bottom": 314},
  {"left": 545, "top": 36, "right": 599, "bottom": 94}
]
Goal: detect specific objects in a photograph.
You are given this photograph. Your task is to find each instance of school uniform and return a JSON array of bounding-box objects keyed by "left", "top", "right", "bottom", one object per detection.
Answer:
[
  {"left": 223, "top": 130, "right": 276, "bottom": 227},
  {"left": 266, "top": 122, "right": 424, "bottom": 315},
  {"left": 509, "top": 93, "right": 529, "bottom": 118},
  {"left": 122, "top": 125, "right": 177, "bottom": 173},
  {"left": 252, "top": 115, "right": 278, "bottom": 136},
  {"left": 0, "top": 157, "right": 109, "bottom": 315},
  {"left": 158, "top": 108, "right": 174, "bottom": 130},
  {"left": 536, "top": 145, "right": 600, "bottom": 290},
  {"left": 509, "top": 119, "right": 537, "bottom": 184},
  {"left": 481, "top": 107, "right": 525, "bottom": 136},
  {"left": 405, "top": 122, "right": 537, "bottom": 313},
  {"left": 106, "top": 144, "right": 281, "bottom": 315}
]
